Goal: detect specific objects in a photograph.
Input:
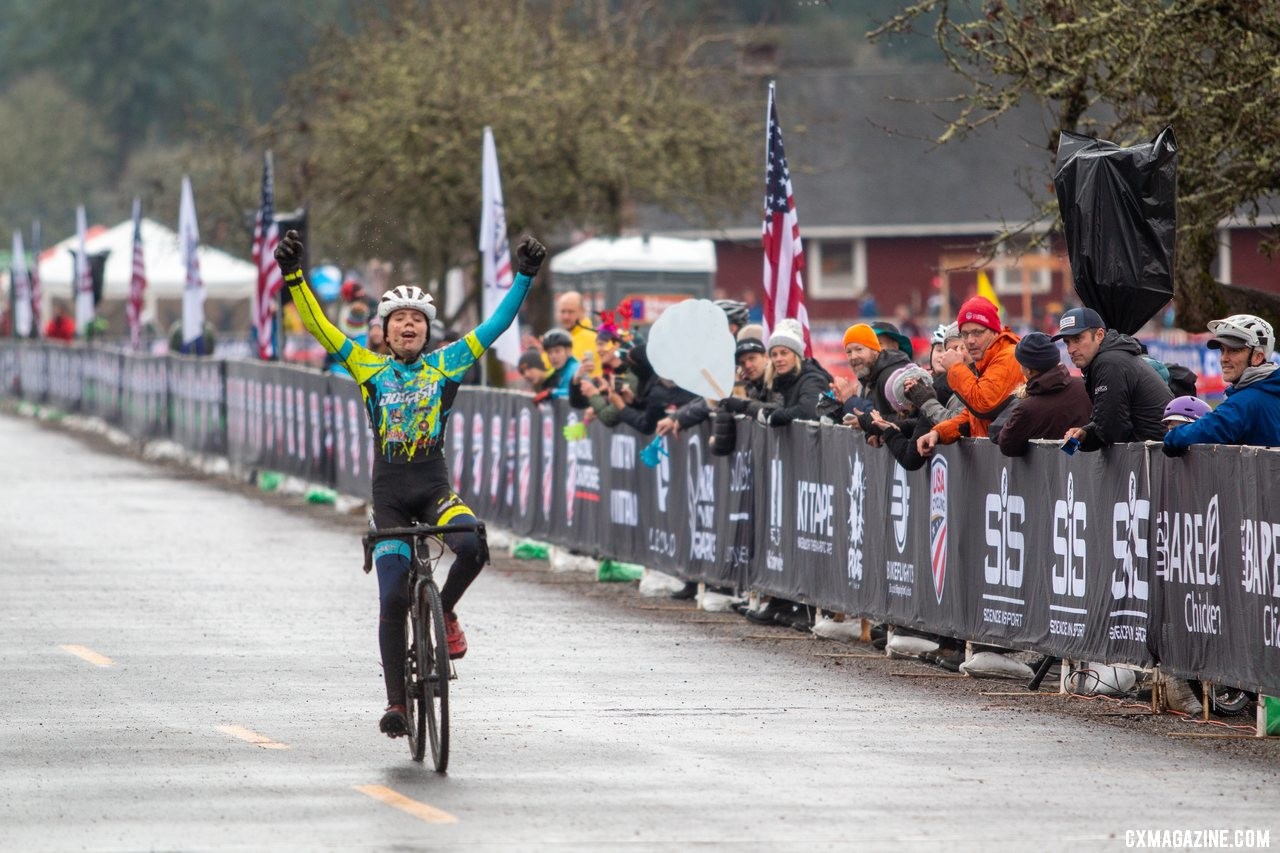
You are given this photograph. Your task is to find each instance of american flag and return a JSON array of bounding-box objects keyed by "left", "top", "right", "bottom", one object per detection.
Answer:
[
  {"left": 127, "top": 197, "right": 146, "bottom": 349},
  {"left": 251, "top": 151, "right": 283, "bottom": 360},
  {"left": 761, "top": 82, "right": 811, "bottom": 355},
  {"left": 29, "top": 221, "right": 42, "bottom": 337}
]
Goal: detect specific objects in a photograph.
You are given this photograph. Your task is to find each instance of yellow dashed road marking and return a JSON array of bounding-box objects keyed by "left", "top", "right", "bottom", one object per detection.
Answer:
[
  {"left": 215, "top": 725, "right": 289, "bottom": 750},
  {"left": 59, "top": 645, "right": 113, "bottom": 667},
  {"left": 355, "top": 784, "right": 458, "bottom": 824}
]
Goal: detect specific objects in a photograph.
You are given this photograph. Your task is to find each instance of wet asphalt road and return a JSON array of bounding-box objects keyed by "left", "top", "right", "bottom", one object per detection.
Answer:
[{"left": 1, "top": 411, "right": 1278, "bottom": 852}]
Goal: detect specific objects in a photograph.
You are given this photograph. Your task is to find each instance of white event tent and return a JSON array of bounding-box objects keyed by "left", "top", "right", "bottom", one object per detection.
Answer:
[{"left": 35, "top": 217, "right": 256, "bottom": 335}]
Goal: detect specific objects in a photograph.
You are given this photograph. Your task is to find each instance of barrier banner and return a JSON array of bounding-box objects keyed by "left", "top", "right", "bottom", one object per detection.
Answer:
[
  {"left": 121, "top": 353, "right": 168, "bottom": 439},
  {"left": 167, "top": 357, "right": 224, "bottom": 454},
  {"left": 4, "top": 343, "right": 1279, "bottom": 696},
  {"left": 330, "top": 375, "right": 373, "bottom": 499},
  {"left": 1152, "top": 446, "right": 1280, "bottom": 693},
  {"left": 82, "top": 350, "right": 122, "bottom": 424}
]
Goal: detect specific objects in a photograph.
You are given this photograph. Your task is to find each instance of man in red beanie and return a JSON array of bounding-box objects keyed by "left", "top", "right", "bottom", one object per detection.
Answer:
[{"left": 917, "top": 296, "right": 1022, "bottom": 456}]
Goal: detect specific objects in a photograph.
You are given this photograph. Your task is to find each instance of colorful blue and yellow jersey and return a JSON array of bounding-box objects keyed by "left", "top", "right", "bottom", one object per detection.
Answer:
[{"left": 285, "top": 269, "right": 532, "bottom": 463}]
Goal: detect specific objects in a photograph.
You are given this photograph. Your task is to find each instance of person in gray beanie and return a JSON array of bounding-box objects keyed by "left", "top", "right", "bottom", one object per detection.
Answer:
[
  {"left": 995, "top": 331, "right": 1092, "bottom": 457},
  {"left": 756, "top": 318, "right": 833, "bottom": 427}
]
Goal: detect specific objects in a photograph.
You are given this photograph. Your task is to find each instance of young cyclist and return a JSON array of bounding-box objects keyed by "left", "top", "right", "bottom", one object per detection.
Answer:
[{"left": 274, "top": 229, "right": 546, "bottom": 737}]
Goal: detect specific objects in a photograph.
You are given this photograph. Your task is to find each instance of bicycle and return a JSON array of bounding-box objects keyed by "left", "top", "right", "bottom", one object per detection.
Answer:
[{"left": 362, "top": 521, "right": 486, "bottom": 771}]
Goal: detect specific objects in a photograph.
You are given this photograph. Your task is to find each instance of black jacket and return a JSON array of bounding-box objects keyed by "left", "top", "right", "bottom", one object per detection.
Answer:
[
  {"left": 863, "top": 348, "right": 911, "bottom": 416},
  {"left": 1080, "top": 331, "right": 1173, "bottom": 449},
  {"left": 616, "top": 345, "right": 697, "bottom": 435},
  {"left": 880, "top": 415, "right": 935, "bottom": 471},
  {"left": 995, "top": 364, "right": 1093, "bottom": 457},
  {"left": 765, "top": 359, "right": 834, "bottom": 426}
]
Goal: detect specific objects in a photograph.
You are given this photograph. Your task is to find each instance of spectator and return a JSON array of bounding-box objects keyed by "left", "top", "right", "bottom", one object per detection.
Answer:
[
  {"left": 1056, "top": 307, "right": 1172, "bottom": 450},
  {"left": 572, "top": 327, "right": 636, "bottom": 427},
  {"left": 367, "top": 316, "right": 388, "bottom": 355},
  {"left": 917, "top": 296, "right": 1022, "bottom": 457},
  {"left": 539, "top": 328, "right": 579, "bottom": 400},
  {"left": 556, "top": 290, "right": 599, "bottom": 375},
  {"left": 168, "top": 319, "right": 217, "bottom": 356},
  {"left": 713, "top": 299, "right": 750, "bottom": 337},
  {"left": 1161, "top": 395, "right": 1211, "bottom": 433},
  {"left": 1164, "top": 314, "right": 1280, "bottom": 454},
  {"left": 994, "top": 332, "right": 1093, "bottom": 457},
  {"left": 614, "top": 343, "right": 697, "bottom": 436},
  {"left": 711, "top": 331, "right": 776, "bottom": 447},
  {"left": 517, "top": 349, "right": 551, "bottom": 400},
  {"left": 862, "top": 366, "right": 938, "bottom": 471},
  {"left": 44, "top": 305, "right": 76, "bottom": 342},
  {"left": 756, "top": 318, "right": 832, "bottom": 427},
  {"left": 328, "top": 299, "right": 371, "bottom": 375},
  {"left": 839, "top": 323, "right": 910, "bottom": 419},
  {"left": 1165, "top": 363, "right": 1199, "bottom": 398},
  {"left": 871, "top": 320, "right": 915, "bottom": 362},
  {"left": 923, "top": 322, "right": 969, "bottom": 422}
]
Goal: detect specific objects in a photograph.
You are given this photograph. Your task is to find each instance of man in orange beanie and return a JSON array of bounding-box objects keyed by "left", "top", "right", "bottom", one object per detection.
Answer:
[
  {"left": 838, "top": 322, "right": 910, "bottom": 419},
  {"left": 916, "top": 296, "right": 1022, "bottom": 456}
]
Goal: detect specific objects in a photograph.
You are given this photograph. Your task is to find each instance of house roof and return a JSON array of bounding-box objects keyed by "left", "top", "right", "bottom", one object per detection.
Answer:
[{"left": 644, "top": 66, "right": 1060, "bottom": 239}]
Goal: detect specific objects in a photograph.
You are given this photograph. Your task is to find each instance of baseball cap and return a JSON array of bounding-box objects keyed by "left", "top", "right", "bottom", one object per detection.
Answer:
[{"left": 1052, "top": 307, "right": 1106, "bottom": 341}]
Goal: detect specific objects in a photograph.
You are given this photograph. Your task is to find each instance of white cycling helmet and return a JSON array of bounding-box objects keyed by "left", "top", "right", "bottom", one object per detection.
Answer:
[
  {"left": 377, "top": 285, "right": 437, "bottom": 321},
  {"left": 1206, "top": 314, "right": 1274, "bottom": 358}
]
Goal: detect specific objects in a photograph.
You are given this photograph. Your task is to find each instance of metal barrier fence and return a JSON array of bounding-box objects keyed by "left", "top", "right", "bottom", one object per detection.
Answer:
[{"left": 3, "top": 340, "right": 1277, "bottom": 697}]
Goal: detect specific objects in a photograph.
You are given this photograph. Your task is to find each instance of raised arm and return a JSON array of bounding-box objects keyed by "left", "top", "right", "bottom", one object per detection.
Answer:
[{"left": 470, "top": 236, "right": 545, "bottom": 351}]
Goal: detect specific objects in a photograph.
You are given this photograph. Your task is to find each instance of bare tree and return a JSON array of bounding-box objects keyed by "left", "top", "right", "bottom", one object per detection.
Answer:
[{"left": 871, "top": 0, "right": 1280, "bottom": 329}]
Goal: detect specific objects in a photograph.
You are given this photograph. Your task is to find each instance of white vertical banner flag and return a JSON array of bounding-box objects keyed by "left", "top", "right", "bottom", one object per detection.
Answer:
[
  {"left": 478, "top": 127, "right": 521, "bottom": 367},
  {"left": 179, "top": 175, "right": 206, "bottom": 348},
  {"left": 74, "top": 205, "right": 95, "bottom": 335},
  {"left": 11, "top": 230, "right": 32, "bottom": 337}
]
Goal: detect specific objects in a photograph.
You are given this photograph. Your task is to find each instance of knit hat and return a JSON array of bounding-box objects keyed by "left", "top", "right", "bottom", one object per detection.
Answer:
[
  {"left": 957, "top": 296, "right": 1001, "bottom": 333},
  {"left": 737, "top": 323, "right": 766, "bottom": 343},
  {"left": 768, "top": 318, "right": 807, "bottom": 359},
  {"left": 842, "top": 323, "right": 881, "bottom": 352},
  {"left": 735, "top": 337, "right": 766, "bottom": 361},
  {"left": 517, "top": 349, "right": 545, "bottom": 372},
  {"left": 885, "top": 365, "right": 933, "bottom": 414},
  {"left": 1014, "top": 332, "right": 1062, "bottom": 373}
]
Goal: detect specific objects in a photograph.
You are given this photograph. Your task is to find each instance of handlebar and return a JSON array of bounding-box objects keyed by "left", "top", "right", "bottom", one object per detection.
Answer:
[{"left": 361, "top": 522, "right": 488, "bottom": 573}]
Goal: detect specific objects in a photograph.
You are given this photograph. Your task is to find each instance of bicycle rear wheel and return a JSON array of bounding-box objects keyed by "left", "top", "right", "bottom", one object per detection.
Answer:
[
  {"left": 417, "top": 580, "right": 451, "bottom": 772},
  {"left": 404, "top": 610, "right": 426, "bottom": 762}
]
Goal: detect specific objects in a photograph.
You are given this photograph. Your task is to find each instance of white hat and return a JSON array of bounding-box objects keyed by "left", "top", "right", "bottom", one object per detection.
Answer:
[{"left": 767, "top": 318, "right": 806, "bottom": 359}]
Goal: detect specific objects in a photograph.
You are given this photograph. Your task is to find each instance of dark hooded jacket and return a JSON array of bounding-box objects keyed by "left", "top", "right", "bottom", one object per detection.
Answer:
[
  {"left": 1079, "top": 330, "right": 1173, "bottom": 449},
  {"left": 761, "top": 358, "right": 834, "bottom": 426},
  {"left": 862, "top": 347, "right": 911, "bottom": 416},
  {"left": 616, "top": 344, "right": 697, "bottom": 435},
  {"left": 994, "top": 364, "right": 1093, "bottom": 457}
]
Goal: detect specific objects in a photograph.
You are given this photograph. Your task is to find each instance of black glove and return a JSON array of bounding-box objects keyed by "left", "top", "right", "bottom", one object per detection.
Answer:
[
  {"left": 274, "top": 229, "right": 303, "bottom": 276},
  {"left": 719, "top": 396, "right": 749, "bottom": 414},
  {"left": 905, "top": 380, "right": 936, "bottom": 409},
  {"left": 514, "top": 235, "right": 547, "bottom": 277}
]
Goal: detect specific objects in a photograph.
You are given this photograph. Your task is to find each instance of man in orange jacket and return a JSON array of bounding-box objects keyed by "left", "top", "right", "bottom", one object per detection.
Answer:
[{"left": 916, "top": 295, "right": 1022, "bottom": 456}]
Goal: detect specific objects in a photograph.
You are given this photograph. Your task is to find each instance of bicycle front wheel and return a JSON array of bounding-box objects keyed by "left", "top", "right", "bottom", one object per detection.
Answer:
[
  {"left": 418, "top": 580, "right": 451, "bottom": 772},
  {"left": 404, "top": 609, "right": 426, "bottom": 762}
]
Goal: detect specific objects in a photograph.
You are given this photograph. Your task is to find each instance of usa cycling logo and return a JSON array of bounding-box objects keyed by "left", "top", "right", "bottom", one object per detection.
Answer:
[{"left": 929, "top": 457, "right": 947, "bottom": 604}]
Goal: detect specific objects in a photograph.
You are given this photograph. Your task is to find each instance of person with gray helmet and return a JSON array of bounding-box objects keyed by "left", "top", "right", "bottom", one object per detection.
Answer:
[
  {"left": 1164, "top": 313, "right": 1280, "bottom": 454},
  {"left": 994, "top": 332, "right": 1092, "bottom": 457},
  {"left": 1056, "top": 307, "right": 1172, "bottom": 450},
  {"left": 538, "top": 328, "right": 579, "bottom": 400},
  {"left": 713, "top": 298, "right": 750, "bottom": 337}
]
